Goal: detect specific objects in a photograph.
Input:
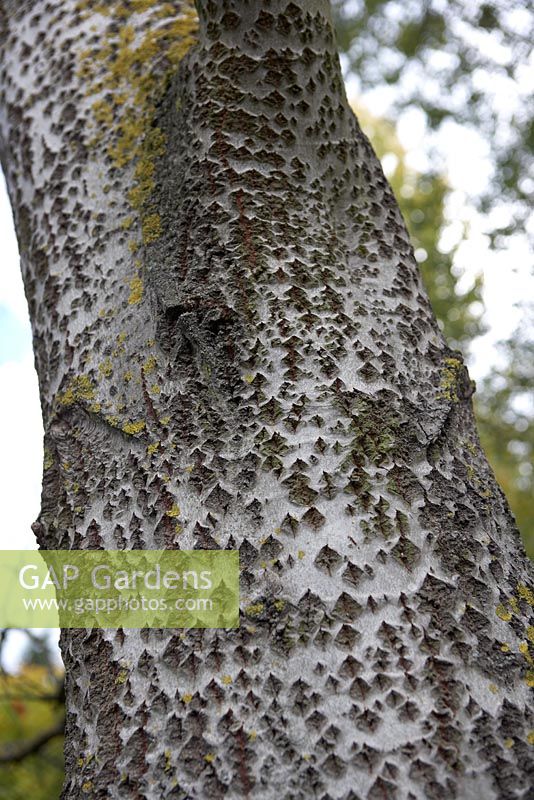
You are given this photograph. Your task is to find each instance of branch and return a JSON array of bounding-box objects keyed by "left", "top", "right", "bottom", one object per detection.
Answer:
[
  {"left": 0, "top": 691, "right": 63, "bottom": 702},
  {"left": 0, "top": 716, "right": 64, "bottom": 763}
]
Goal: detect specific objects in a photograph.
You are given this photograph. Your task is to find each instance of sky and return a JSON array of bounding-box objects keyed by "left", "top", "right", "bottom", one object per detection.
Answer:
[
  {"left": 0, "top": 173, "right": 44, "bottom": 554},
  {"left": 0, "top": 173, "right": 56, "bottom": 670},
  {"left": 0, "top": 76, "right": 531, "bottom": 670}
]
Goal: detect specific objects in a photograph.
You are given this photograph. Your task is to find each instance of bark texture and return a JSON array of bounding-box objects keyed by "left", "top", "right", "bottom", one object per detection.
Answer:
[{"left": 1, "top": 1, "right": 534, "bottom": 798}]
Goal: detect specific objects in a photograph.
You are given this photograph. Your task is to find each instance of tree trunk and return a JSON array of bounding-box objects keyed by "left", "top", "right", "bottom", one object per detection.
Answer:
[{"left": 1, "top": 1, "right": 533, "bottom": 798}]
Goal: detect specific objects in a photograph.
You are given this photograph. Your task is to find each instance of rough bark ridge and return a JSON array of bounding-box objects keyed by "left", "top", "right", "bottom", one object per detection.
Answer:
[{"left": 1, "top": 1, "right": 534, "bottom": 798}]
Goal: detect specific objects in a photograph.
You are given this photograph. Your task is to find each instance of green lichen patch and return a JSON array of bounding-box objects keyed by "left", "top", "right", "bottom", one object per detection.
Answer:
[
  {"left": 438, "top": 356, "right": 463, "bottom": 403},
  {"left": 141, "top": 212, "right": 162, "bottom": 244},
  {"left": 43, "top": 448, "right": 54, "bottom": 471},
  {"left": 244, "top": 602, "right": 265, "bottom": 618},
  {"left": 122, "top": 420, "right": 146, "bottom": 435},
  {"left": 128, "top": 275, "right": 144, "bottom": 305},
  {"left": 517, "top": 583, "right": 534, "bottom": 606},
  {"left": 77, "top": 0, "right": 198, "bottom": 255},
  {"left": 98, "top": 358, "right": 113, "bottom": 378},
  {"left": 496, "top": 603, "right": 513, "bottom": 622},
  {"left": 58, "top": 375, "right": 96, "bottom": 406}
]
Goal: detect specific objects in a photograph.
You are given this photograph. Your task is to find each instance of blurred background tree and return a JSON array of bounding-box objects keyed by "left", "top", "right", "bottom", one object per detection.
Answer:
[
  {"left": 332, "top": 0, "right": 533, "bottom": 247},
  {"left": 334, "top": 0, "right": 534, "bottom": 557},
  {"left": 476, "top": 326, "right": 534, "bottom": 554},
  {"left": 355, "top": 105, "right": 485, "bottom": 352},
  {"left": 0, "top": 631, "right": 64, "bottom": 799}
]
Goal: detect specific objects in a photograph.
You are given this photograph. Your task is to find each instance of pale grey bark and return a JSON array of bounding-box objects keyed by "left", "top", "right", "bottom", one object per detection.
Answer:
[{"left": 1, "top": 1, "right": 533, "bottom": 799}]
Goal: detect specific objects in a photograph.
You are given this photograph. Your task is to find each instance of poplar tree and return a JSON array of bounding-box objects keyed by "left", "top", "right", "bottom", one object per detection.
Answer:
[{"left": 1, "top": 1, "right": 532, "bottom": 797}]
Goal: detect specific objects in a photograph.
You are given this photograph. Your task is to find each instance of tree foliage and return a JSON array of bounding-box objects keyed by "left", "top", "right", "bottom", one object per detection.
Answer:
[
  {"left": 340, "top": 0, "right": 534, "bottom": 558},
  {"left": 476, "top": 325, "right": 534, "bottom": 557},
  {"left": 0, "top": 654, "right": 64, "bottom": 799},
  {"left": 356, "top": 106, "right": 485, "bottom": 353},
  {"left": 333, "top": 0, "right": 534, "bottom": 247},
  {"left": 362, "top": 108, "right": 534, "bottom": 557}
]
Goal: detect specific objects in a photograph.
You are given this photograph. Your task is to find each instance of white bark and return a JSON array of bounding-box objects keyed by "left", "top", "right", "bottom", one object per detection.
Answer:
[{"left": 0, "top": 1, "right": 533, "bottom": 798}]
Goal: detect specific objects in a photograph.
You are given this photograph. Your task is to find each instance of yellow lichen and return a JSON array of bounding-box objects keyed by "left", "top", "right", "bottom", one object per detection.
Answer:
[
  {"left": 166, "top": 504, "right": 180, "bottom": 518},
  {"left": 98, "top": 358, "right": 113, "bottom": 378},
  {"left": 164, "top": 749, "right": 172, "bottom": 773},
  {"left": 43, "top": 449, "right": 54, "bottom": 471},
  {"left": 438, "top": 356, "right": 463, "bottom": 403},
  {"left": 58, "top": 375, "right": 95, "bottom": 406},
  {"left": 221, "top": 675, "right": 232, "bottom": 685},
  {"left": 204, "top": 753, "right": 215, "bottom": 763},
  {"left": 121, "top": 216, "right": 134, "bottom": 231},
  {"left": 142, "top": 213, "right": 162, "bottom": 244},
  {"left": 78, "top": 1, "right": 198, "bottom": 254},
  {"left": 128, "top": 276, "right": 144, "bottom": 305},
  {"left": 495, "top": 604, "right": 512, "bottom": 622},
  {"left": 517, "top": 584, "right": 534, "bottom": 606},
  {"left": 128, "top": 128, "right": 166, "bottom": 209},
  {"left": 130, "top": 0, "right": 162, "bottom": 11},
  {"left": 147, "top": 442, "right": 160, "bottom": 455},
  {"left": 122, "top": 420, "right": 146, "bottom": 435},
  {"left": 92, "top": 98, "right": 114, "bottom": 125},
  {"left": 181, "top": 693, "right": 193, "bottom": 704},
  {"left": 115, "top": 669, "right": 128, "bottom": 685},
  {"left": 245, "top": 603, "right": 264, "bottom": 617},
  {"left": 143, "top": 355, "right": 157, "bottom": 374}
]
